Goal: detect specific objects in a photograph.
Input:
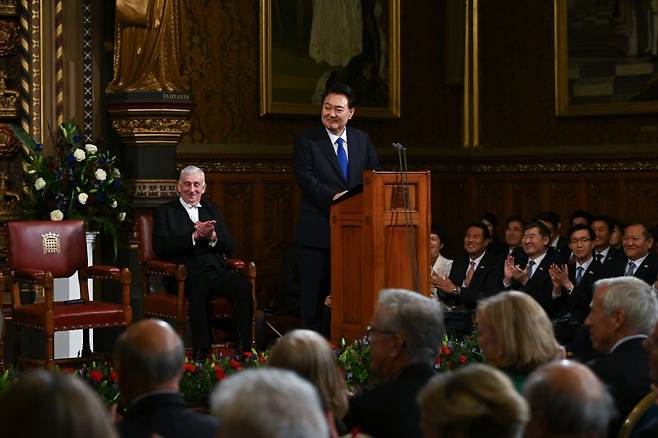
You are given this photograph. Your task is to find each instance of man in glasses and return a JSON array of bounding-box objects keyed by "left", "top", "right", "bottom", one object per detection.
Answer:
[
  {"left": 549, "top": 224, "right": 604, "bottom": 356},
  {"left": 344, "top": 289, "right": 444, "bottom": 438}
]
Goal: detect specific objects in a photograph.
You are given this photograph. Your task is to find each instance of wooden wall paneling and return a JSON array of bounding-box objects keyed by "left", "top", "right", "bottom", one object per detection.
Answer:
[
  {"left": 476, "top": 179, "right": 506, "bottom": 221},
  {"left": 627, "top": 179, "right": 658, "bottom": 224},
  {"left": 431, "top": 176, "right": 467, "bottom": 258},
  {"left": 549, "top": 179, "right": 579, "bottom": 226},
  {"left": 510, "top": 179, "right": 541, "bottom": 223},
  {"left": 587, "top": 178, "right": 621, "bottom": 217}
]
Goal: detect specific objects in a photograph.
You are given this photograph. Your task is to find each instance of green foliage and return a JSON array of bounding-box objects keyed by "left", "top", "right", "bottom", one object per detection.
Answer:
[
  {"left": 75, "top": 361, "right": 120, "bottom": 405},
  {"left": 335, "top": 337, "right": 378, "bottom": 393},
  {"left": 434, "top": 333, "right": 484, "bottom": 371},
  {"left": 13, "top": 121, "right": 130, "bottom": 259}
]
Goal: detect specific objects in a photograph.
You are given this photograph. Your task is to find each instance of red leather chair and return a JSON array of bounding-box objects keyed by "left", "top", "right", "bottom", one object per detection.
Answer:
[
  {"left": 135, "top": 211, "right": 256, "bottom": 348},
  {"left": 7, "top": 220, "right": 132, "bottom": 367}
]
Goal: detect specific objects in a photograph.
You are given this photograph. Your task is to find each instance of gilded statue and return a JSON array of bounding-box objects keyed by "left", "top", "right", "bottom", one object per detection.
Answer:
[{"left": 106, "top": 0, "right": 187, "bottom": 92}]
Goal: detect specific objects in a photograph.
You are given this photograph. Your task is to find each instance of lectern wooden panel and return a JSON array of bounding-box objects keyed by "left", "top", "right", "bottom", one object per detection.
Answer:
[{"left": 330, "top": 171, "right": 431, "bottom": 343}]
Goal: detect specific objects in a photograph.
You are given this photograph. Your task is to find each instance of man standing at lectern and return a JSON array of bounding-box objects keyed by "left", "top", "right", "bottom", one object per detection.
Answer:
[{"left": 294, "top": 83, "right": 380, "bottom": 336}]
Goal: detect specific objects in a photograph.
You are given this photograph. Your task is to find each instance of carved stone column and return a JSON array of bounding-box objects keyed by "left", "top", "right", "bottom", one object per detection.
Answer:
[{"left": 107, "top": 91, "right": 192, "bottom": 208}]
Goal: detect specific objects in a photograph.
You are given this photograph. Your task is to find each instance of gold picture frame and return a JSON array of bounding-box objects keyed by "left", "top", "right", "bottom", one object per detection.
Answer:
[
  {"left": 555, "top": 0, "right": 658, "bottom": 116},
  {"left": 259, "top": 0, "right": 400, "bottom": 118}
]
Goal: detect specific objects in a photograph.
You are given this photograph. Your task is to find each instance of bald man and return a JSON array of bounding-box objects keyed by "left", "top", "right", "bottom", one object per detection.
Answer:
[
  {"left": 114, "top": 319, "right": 218, "bottom": 438},
  {"left": 523, "top": 360, "right": 615, "bottom": 438}
]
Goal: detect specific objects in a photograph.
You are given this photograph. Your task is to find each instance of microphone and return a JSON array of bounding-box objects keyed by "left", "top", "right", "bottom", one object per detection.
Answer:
[{"left": 391, "top": 142, "right": 420, "bottom": 292}]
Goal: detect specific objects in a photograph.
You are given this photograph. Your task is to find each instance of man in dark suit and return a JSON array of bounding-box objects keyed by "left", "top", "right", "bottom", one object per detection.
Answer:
[
  {"left": 504, "top": 221, "right": 557, "bottom": 316},
  {"left": 293, "top": 83, "right": 380, "bottom": 335},
  {"left": 432, "top": 222, "right": 504, "bottom": 336},
  {"left": 607, "top": 222, "right": 658, "bottom": 286},
  {"left": 550, "top": 224, "right": 603, "bottom": 358},
  {"left": 115, "top": 319, "right": 218, "bottom": 438},
  {"left": 585, "top": 276, "right": 657, "bottom": 436},
  {"left": 534, "top": 211, "right": 570, "bottom": 264},
  {"left": 344, "top": 289, "right": 444, "bottom": 438},
  {"left": 154, "top": 166, "right": 253, "bottom": 355},
  {"left": 638, "top": 320, "right": 658, "bottom": 436}
]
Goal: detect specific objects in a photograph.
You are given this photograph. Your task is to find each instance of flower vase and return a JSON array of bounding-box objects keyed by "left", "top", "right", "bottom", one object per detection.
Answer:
[{"left": 53, "top": 231, "right": 98, "bottom": 359}]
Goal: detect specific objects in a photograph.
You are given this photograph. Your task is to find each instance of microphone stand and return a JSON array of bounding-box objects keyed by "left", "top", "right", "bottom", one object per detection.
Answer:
[{"left": 392, "top": 143, "right": 420, "bottom": 292}]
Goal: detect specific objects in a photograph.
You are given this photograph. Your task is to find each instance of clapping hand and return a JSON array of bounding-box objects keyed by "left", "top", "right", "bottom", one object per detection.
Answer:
[
  {"left": 432, "top": 272, "right": 457, "bottom": 294},
  {"left": 504, "top": 255, "right": 529, "bottom": 285},
  {"left": 549, "top": 263, "right": 572, "bottom": 290},
  {"left": 193, "top": 219, "right": 217, "bottom": 241}
]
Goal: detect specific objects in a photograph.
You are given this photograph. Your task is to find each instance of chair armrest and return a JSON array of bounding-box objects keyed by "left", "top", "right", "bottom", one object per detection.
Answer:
[
  {"left": 226, "top": 258, "right": 246, "bottom": 270},
  {"left": 145, "top": 260, "right": 186, "bottom": 279},
  {"left": 86, "top": 265, "right": 123, "bottom": 281},
  {"left": 13, "top": 268, "right": 48, "bottom": 283}
]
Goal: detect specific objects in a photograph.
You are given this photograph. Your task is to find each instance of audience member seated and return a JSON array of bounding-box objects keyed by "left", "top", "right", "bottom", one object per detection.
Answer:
[
  {"left": 523, "top": 360, "right": 615, "bottom": 438},
  {"left": 480, "top": 212, "right": 506, "bottom": 255},
  {"left": 607, "top": 222, "right": 658, "bottom": 286},
  {"left": 430, "top": 224, "right": 453, "bottom": 299},
  {"left": 433, "top": 222, "right": 504, "bottom": 336},
  {"left": 343, "top": 289, "right": 444, "bottom": 438},
  {"left": 569, "top": 209, "right": 594, "bottom": 226},
  {"left": 503, "top": 222, "right": 557, "bottom": 315},
  {"left": 0, "top": 369, "right": 117, "bottom": 438},
  {"left": 504, "top": 215, "right": 526, "bottom": 264},
  {"left": 210, "top": 368, "right": 328, "bottom": 438},
  {"left": 476, "top": 291, "right": 564, "bottom": 392},
  {"left": 533, "top": 211, "right": 570, "bottom": 264},
  {"left": 638, "top": 318, "right": 658, "bottom": 436},
  {"left": 591, "top": 215, "right": 623, "bottom": 269},
  {"left": 610, "top": 217, "right": 624, "bottom": 250},
  {"left": 585, "top": 276, "right": 657, "bottom": 435},
  {"left": 268, "top": 329, "right": 350, "bottom": 437},
  {"left": 550, "top": 224, "right": 603, "bottom": 348},
  {"left": 417, "top": 363, "right": 529, "bottom": 438},
  {"left": 114, "top": 319, "right": 218, "bottom": 438}
]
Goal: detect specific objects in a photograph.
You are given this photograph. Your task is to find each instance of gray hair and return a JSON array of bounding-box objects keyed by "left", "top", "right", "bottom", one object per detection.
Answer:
[
  {"left": 524, "top": 361, "right": 615, "bottom": 437},
  {"left": 210, "top": 368, "right": 328, "bottom": 438},
  {"left": 178, "top": 165, "right": 205, "bottom": 183},
  {"left": 114, "top": 327, "right": 184, "bottom": 388},
  {"left": 376, "top": 289, "right": 445, "bottom": 364},
  {"left": 594, "top": 276, "right": 658, "bottom": 334}
]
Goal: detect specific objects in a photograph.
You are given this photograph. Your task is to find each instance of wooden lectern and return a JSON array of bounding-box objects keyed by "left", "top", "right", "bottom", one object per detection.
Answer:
[{"left": 330, "top": 171, "right": 431, "bottom": 343}]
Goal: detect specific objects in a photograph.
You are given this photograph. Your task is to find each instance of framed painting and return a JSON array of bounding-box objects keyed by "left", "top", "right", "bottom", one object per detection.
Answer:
[
  {"left": 555, "top": 0, "right": 658, "bottom": 116},
  {"left": 259, "top": 0, "right": 400, "bottom": 118}
]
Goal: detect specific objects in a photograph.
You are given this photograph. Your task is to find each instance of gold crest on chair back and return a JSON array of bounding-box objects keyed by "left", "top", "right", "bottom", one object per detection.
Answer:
[{"left": 7, "top": 220, "right": 132, "bottom": 367}]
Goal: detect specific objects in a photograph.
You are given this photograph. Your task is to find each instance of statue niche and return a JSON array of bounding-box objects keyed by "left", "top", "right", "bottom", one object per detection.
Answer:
[{"left": 106, "top": 0, "right": 187, "bottom": 92}]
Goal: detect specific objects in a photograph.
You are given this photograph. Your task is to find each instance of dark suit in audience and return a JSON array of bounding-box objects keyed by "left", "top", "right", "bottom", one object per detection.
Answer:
[
  {"left": 345, "top": 364, "right": 435, "bottom": 438},
  {"left": 607, "top": 252, "right": 658, "bottom": 285},
  {"left": 118, "top": 392, "right": 218, "bottom": 438},
  {"left": 510, "top": 251, "right": 557, "bottom": 317}
]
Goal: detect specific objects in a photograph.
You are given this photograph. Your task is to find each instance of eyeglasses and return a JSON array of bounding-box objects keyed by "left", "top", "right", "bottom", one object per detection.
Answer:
[
  {"left": 366, "top": 325, "right": 396, "bottom": 340},
  {"left": 569, "top": 237, "right": 591, "bottom": 245}
]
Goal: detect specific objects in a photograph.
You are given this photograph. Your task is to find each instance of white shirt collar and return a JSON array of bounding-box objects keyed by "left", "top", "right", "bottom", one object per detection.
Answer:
[
  {"left": 609, "top": 334, "right": 647, "bottom": 354},
  {"left": 528, "top": 250, "right": 548, "bottom": 266},
  {"left": 179, "top": 197, "right": 201, "bottom": 209},
  {"left": 596, "top": 246, "right": 610, "bottom": 258},
  {"left": 576, "top": 256, "right": 593, "bottom": 271},
  {"left": 628, "top": 252, "right": 650, "bottom": 268},
  {"left": 468, "top": 250, "right": 486, "bottom": 268},
  {"left": 325, "top": 128, "right": 348, "bottom": 154}
]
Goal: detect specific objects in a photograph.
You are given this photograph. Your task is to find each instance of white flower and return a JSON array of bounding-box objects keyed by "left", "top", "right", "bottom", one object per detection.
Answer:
[
  {"left": 111, "top": 199, "right": 118, "bottom": 208},
  {"left": 50, "top": 209, "right": 64, "bottom": 221},
  {"left": 34, "top": 177, "right": 46, "bottom": 190},
  {"left": 118, "top": 212, "right": 126, "bottom": 222},
  {"left": 113, "top": 168, "right": 121, "bottom": 178},
  {"left": 73, "top": 148, "right": 86, "bottom": 161},
  {"left": 78, "top": 193, "right": 88, "bottom": 205},
  {"left": 84, "top": 143, "right": 97, "bottom": 154},
  {"left": 95, "top": 168, "right": 107, "bottom": 181}
]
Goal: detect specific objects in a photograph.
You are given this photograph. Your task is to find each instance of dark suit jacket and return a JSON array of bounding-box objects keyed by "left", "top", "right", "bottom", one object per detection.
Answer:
[
  {"left": 606, "top": 252, "right": 658, "bottom": 286},
  {"left": 153, "top": 199, "right": 235, "bottom": 278},
  {"left": 554, "top": 260, "right": 604, "bottom": 323},
  {"left": 588, "top": 337, "right": 652, "bottom": 435},
  {"left": 294, "top": 126, "right": 380, "bottom": 249},
  {"left": 117, "top": 392, "right": 218, "bottom": 438},
  {"left": 344, "top": 363, "right": 435, "bottom": 438},
  {"left": 510, "top": 250, "right": 557, "bottom": 316},
  {"left": 443, "top": 250, "right": 504, "bottom": 309}
]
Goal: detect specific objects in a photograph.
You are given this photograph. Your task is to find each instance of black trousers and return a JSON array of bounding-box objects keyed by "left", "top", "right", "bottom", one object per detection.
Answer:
[
  {"left": 298, "top": 246, "right": 331, "bottom": 337},
  {"left": 186, "top": 268, "right": 253, "bottom": 352}
]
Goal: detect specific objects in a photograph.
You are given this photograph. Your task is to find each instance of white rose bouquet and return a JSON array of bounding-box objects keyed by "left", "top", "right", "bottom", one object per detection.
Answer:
[{"left": 14, "top": 121, "right": 129, "bottom": 257}]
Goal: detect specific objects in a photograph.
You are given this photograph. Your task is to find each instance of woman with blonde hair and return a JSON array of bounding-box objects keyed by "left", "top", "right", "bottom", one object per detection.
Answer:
[
  {"left": 476, "top": 291, "right": 564, "bottom": 391},
  {"left": 268, "top": 329, "right": 350, "bottom": 438},
  {"left": 417, "top": 363, "right": 528, "bottom": 438}
]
